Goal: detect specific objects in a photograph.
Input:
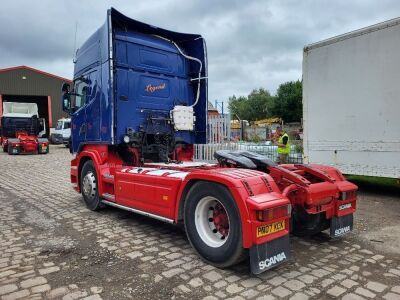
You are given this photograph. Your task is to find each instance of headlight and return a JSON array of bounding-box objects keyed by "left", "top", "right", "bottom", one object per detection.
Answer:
[{"left": 123, "top": 135, "right": 130, "bottom": 143}]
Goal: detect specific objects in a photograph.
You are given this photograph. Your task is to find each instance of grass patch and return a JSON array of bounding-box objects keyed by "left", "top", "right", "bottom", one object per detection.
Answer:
[
  {"left": 345, "top": 175, "right": 400, "bottom": 196},
  {"left": 345, "top": 175, "right": 398, "bottom": 186}
]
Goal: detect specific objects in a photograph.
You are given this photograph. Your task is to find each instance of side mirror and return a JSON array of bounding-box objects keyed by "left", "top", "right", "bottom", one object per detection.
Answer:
[
  {"left": 62, "top": 82, "right": 70, "bottom": 92},
  {"left": 36, "top": 118, "right": 46, "bottom": 137},
  {"left": 39, "top": 118, "right": 45, "bottom": 131},
  {"left": 62, "top": 93, "right": 72, "bottom": 114},
  {"left": 61, "top": 82, "right": 72, "bottom": 114}
]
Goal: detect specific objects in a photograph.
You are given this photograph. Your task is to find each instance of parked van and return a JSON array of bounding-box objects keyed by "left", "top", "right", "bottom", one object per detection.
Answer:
[{"left": 50, "top": 118, "right": 71, "bottom": 147}]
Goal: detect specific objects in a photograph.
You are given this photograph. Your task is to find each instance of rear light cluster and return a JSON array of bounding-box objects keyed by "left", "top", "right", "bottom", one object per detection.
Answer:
[
  {"left": 256, "top": 204, "right": 291, "bottom": 222},
  {"left": 339, "top": 190, "right": 357, "bottom": 200}
]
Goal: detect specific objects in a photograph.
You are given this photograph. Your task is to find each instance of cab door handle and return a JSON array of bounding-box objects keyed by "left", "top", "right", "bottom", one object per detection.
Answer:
[{"left": 79, "top": 123, "right": 86, "bottom": 135}]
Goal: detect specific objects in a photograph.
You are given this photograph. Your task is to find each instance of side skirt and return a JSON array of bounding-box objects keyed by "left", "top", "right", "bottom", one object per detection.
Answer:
[{"left": 101, "top": 200, "right": 175, "bottom": 224}]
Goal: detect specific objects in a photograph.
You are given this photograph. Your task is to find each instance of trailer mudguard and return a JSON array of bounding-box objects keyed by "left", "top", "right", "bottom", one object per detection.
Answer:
[
  {"left": 175, "top": 169, "right": 290, "bottom": 249},
  {"left": 71, "top": 145, "right": 111, "bottom": 193}
]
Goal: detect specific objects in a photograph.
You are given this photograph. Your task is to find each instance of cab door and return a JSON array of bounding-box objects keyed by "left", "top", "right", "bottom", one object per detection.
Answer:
[
  {"left": 84, "top": 70, "right": 101, "bottom": 141},
  {"left": 71, "top": 79, "right": 88, "bottom": 152}
]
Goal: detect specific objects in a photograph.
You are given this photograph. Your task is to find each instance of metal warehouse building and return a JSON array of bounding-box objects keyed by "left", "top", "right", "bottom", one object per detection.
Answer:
[{"left": 0, "top": 65, "right": 72, "bottom": 136}]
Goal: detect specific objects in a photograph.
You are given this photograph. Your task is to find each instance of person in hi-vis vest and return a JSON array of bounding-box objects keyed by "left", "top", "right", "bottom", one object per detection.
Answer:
[{"left": 274, "top": 126, "right": 290, "bottom": 164}]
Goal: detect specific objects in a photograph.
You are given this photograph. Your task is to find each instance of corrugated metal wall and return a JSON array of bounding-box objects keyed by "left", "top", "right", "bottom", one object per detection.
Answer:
[{"left": 0, "top": 68, "right": 71, "bottom": 126}]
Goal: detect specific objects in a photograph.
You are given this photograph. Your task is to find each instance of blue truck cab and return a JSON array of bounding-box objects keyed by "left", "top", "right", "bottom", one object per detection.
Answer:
[{"left": 62, "top": 8, "right": 207, "bottom": 161}]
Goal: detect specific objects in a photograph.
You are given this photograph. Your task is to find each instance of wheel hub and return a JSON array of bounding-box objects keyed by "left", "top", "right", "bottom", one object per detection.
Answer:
[
  {"left": 82, "top": 172, "right": 96, "bottom": 200},
  {"left": 194, "top": 196, "right": 230, "bottom": 248},
  {"left": 212, "top": 203, "right": 229, "bottom": 237}
]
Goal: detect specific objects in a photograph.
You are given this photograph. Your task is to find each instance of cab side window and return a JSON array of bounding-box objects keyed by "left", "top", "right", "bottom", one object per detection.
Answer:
[{"left": 73, "top": 80, "right": 88, "bottom": 110}]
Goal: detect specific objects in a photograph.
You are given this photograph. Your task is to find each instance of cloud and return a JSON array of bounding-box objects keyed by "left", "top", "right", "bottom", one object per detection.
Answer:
[{"left": 1, "top": 0, "right": 399, "bottom": 106}]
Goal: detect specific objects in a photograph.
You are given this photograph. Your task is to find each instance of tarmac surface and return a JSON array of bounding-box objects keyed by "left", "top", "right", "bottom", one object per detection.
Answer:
[{"left": 0, "top": 145, "right": 399, "bottom": 300}]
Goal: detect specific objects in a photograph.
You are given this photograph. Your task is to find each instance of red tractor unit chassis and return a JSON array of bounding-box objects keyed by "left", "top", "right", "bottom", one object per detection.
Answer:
[
  {"left": 62, "top": 8, "right": 357, "bottom": 274},
  {"left": 70, "top": 145, "right": 291, "bottom": 274},
  {"left": 1, "top": 102, "right": 49, "bottom": 155},
  {"left": 3, "top": 132, "right": 49, "bottom": 155}
]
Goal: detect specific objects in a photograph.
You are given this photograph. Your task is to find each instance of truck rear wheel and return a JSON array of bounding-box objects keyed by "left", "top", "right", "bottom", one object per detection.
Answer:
[
  {"left": 184, "top": 182, "right": 245, "bottom": 268},
  {"left": 80, "top": 160, "right": 103, "bottom": 211}
]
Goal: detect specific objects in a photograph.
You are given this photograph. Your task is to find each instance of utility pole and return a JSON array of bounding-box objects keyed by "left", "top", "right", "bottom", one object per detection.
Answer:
[{"left": 214, "top": 100, "right": 224, "bottom": 114}]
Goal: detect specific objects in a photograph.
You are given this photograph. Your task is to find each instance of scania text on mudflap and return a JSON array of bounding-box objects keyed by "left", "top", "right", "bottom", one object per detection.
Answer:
[{"left": 61, "top": 8, "right": 291, "bottom": 273}]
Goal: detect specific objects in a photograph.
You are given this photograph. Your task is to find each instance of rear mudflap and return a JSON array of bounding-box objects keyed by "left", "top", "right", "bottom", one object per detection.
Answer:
[
  {"left": 249, "top": 235, "right": 290, "bottom": 274},
  {"left": 330, "top": 214, "right": 353, "bottom": 237}
]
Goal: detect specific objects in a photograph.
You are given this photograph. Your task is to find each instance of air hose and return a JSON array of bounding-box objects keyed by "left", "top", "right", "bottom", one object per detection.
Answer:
[{"left": 153, "top": 35, "right": 203, "bottom": 107}]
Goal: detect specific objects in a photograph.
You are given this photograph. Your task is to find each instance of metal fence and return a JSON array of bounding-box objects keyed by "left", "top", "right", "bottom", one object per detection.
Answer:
[
  {"left": 196, "top": 114, "right": 303, "bottom": 164},
  {"left": 207, "top": 114, "right": 231, "bottom": 143},
  {"left": 194, "top": 141, "right": 303, "bottom": 164}
]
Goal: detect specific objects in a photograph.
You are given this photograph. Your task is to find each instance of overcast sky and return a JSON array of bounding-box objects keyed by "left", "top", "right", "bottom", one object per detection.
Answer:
[{"left": 1, "top": 1, "right": 399, "bottom": 109}]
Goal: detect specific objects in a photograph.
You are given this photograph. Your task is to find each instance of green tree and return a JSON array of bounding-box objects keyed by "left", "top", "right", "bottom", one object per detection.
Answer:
[
  {"left": 228, "top": 95, "right": 249, "bottom": 120},
  {"left": 247, "top": 88, "right": 274, "bottom": 121},
  {"left": 271, "top": 80, "right": 302, "bottom": 122},
  {"left": 228, "top": 88, "right": 274, "bottom": 121}
]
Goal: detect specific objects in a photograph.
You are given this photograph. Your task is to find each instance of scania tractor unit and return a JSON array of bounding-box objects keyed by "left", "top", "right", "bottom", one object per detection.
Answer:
[
  {"left": 62, "top": 8, "right": 357, "bottom": 274},
  {"left": 0, "top": 102, "right": 49, "bottom": 155}
]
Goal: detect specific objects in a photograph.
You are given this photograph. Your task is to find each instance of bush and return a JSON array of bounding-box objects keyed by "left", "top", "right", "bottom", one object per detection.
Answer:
[
  {"left": 294, "top": 143, "right": 303, "bottom": 154},
  {"left": 250, "top": 134, "right": 261, "bottom": 144}
]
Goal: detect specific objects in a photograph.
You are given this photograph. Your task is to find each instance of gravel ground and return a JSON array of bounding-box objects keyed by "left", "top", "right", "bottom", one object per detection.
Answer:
[{"left": 0, "top": 145, "right": 399, "bottom": 300}]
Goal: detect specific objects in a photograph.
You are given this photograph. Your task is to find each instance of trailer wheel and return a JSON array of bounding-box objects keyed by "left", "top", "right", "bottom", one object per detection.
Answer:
[
  {"left": 80, "top": 160, "right": 103, "bottom": 211},
  {"left": 184, "top": 182, "right": 245, "bottom": 268}
]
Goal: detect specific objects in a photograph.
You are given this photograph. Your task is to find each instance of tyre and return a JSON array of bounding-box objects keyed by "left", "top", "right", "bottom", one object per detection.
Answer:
[
  {"left": 80, "top": 160, "right": 103, "bottom": 211},
  {"left": 7, "top": 146, "right": 18, "bottom": 155},
  {"left": 184, "top": 182, "right": 245, "bottom": 268},
  {"left": 66, "top": 137, "right": 71, "bottom": 148},
  {"left": 38, "top": 144, "right": 49, "bottom": 154}
]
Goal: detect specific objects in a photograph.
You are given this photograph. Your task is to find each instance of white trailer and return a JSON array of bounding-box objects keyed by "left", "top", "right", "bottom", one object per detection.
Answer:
[{"left": 303, "top": 18, "right": 400, "bottom": 179}]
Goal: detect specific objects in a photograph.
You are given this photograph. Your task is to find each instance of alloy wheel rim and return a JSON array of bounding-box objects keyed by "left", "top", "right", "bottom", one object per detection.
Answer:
[
  {"left": 194, "top": 196, "right": 230, "bottom": 248},
  {"left": 82, "top": 171, "right": 97, "bottom": 200}
]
